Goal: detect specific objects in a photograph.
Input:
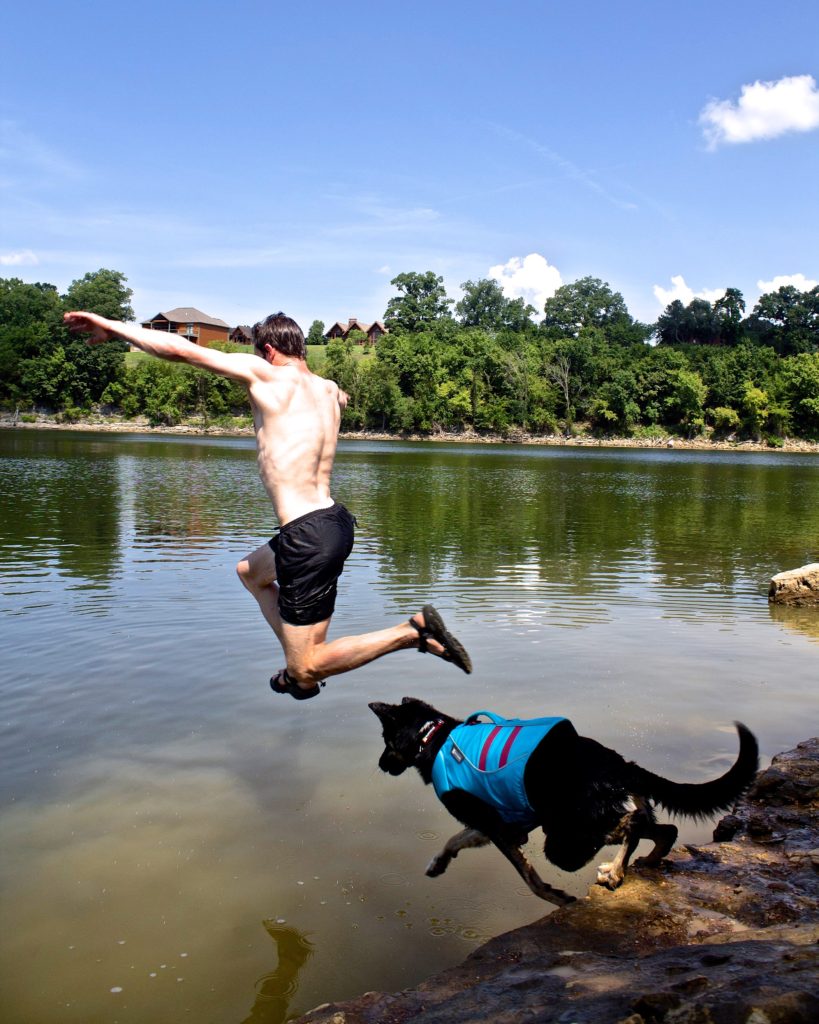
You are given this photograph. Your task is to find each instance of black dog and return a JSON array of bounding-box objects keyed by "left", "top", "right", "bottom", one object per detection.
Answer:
[{"left": 370, "top": 698, "right": 758, "bottom": 905}]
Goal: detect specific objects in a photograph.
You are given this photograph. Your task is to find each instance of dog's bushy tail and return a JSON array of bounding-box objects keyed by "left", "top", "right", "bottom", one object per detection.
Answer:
[{"left": 627, "top": 723, "right": 759, "bottom": 820}]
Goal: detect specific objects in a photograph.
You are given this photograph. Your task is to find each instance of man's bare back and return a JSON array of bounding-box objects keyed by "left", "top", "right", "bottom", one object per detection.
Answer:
[
  {"left": 64, "top": 309, "right": 472, "bottom": 699},
  {"left": 248, "top": 361, "right": 345, "bottom": 525}
]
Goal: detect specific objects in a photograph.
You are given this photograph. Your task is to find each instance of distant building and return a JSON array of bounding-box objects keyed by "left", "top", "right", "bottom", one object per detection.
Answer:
[
  {"left": 229, "top": 325, "right": 254, "bottom": 346},
  {"left": 324, "top": 317, "right": 388, "bottom": 346},
  {"left": 141, "top": 307, "right": 230, "bottom": 346}
]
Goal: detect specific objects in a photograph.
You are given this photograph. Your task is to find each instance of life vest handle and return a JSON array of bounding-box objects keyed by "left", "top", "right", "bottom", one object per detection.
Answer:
[{"left": 465, "top": 710, "right": 507, "bottom": 726}]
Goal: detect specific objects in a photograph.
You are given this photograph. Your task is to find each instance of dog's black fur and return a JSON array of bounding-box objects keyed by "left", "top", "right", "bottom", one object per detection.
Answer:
[{"left": 369, "top": 698, "right": 758, "bottom": 905}]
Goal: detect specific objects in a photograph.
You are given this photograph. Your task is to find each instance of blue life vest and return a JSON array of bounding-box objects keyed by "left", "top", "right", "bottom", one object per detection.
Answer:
[{"left": 431, "top": 711, "right": 565, "bottom": 827}]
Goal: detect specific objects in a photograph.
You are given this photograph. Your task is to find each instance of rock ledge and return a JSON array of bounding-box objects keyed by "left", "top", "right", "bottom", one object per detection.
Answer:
[{"left": 296, "top": 738, "right": 819, "bottom": 1024}]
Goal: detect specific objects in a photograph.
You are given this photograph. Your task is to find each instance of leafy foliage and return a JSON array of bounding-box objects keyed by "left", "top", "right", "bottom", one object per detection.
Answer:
[
  {"left": 306, "top": 319, "right": 326, "bottom": 346},
  {"left": 3, "top": 268, "right": 818, "bottom": 443},
  {"left": 383, "top": 271, "right": 454, "bottom": 332}
]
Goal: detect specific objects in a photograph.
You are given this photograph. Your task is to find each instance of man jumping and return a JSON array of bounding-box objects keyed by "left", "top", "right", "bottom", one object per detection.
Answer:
[{"left": 64, "top": 311, "right": 472, "bottom": 698}]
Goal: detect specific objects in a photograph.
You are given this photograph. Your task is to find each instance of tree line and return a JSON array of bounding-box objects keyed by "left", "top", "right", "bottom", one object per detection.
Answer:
[{"left": 1, "top": 267, "right": 818, "bottom": 441}]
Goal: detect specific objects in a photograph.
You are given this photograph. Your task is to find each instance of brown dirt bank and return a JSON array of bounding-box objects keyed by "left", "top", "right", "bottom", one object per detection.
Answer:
[{"left": 3, "top": 414, "right": 819, "bottom": 454}]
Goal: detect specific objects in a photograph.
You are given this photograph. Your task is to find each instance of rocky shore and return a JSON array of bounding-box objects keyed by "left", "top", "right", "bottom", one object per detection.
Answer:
[
  {"left": 296, "top": 737, "right": 818, "bottom": 1024},
  {"left": 3, "top": 414, "right": 819, "bottom": 454}
]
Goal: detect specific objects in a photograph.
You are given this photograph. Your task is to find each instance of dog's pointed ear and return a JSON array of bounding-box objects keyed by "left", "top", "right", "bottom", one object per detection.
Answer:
[
  {"left": 368, "top": 701, "right": 395, "bottom": 722},
  {"left": 401, "top": 696, "right": 418, "bottom": 705}
]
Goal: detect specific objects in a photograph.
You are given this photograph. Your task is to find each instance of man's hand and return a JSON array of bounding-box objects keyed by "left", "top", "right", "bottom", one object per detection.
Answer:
[{"left": 63, "top": 311, "right": 116, "bottom": 345}]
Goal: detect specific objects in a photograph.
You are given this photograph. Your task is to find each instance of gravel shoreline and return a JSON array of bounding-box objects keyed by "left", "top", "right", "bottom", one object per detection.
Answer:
[{"left": 3, "top": 414, "right": 819, "bottom": 454}]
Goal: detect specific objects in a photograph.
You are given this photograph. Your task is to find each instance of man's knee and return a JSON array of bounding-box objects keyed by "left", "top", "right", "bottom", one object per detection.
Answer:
[
  {"left": 236, "top": 558, "right": 252, "bottom": 590},
  {"left": 236, "top": 555, "right": 270, "bottom": 593}
]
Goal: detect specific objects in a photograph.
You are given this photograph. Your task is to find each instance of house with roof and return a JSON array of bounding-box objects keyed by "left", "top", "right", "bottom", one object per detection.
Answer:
[
  {"left": 324, "top": 317, "right": 388, "bottom": 346},
  {"left": 229, "top": 325, "right": 254, "bottom": 347},
  {"left": 140, "top": 307, "right": 230, "bottom": 346}
]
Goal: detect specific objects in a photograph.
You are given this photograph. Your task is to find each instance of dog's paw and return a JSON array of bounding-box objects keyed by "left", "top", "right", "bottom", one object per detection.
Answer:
[
  {"left": 551, "top": 890, "right": 577, "bottom": 907},
  {"left": 633, "top": 854, "right": 663, "bottom": 869},
  {"left": 595, "top": 862, "right": 625, "bottom": 890},
  {"left": 425, "top": 855, "right": 450, "bottom": 877}
]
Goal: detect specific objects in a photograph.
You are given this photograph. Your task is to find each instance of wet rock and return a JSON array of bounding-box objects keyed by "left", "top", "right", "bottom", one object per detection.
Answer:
[
  {"left": 295, "top": 738, "right": 819, "bottom": 1024},
  {"left": 768, "top": 564, "right": 819, "bottom": 606}
]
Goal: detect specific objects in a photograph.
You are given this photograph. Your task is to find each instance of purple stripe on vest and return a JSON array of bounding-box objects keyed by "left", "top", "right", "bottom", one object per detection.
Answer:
[
  {"left": 479, "top": 726, "right": 502, "bottom": 770},
  {"left": 498, "top": 725, "right": 522, "bottom": 768}
]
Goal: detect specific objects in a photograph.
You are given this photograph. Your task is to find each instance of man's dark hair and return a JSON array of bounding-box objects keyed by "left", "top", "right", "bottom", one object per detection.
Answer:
[{"left": 252, "top": 312, "right": 306, "bottom": 359}]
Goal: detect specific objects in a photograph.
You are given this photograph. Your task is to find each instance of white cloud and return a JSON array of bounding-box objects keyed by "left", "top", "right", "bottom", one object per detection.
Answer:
[
  {"left": 0, "top": 249, "right": 38, "bottom": 266},
  {"left": 653, "top": 275, "right": 726, "bottom": 308},
  {"left": 756, "top": 272, "right": 818, "bottom": 293},
  {"left": 700, "top": 74, "right": 819, "bottom": 148},
  {"left": 489, "top": 253, "right": 562, "bottom": 312}
]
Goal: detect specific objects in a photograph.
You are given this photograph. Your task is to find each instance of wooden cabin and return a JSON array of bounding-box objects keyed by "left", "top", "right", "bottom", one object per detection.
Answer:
[
  {"left": 229, "top": 325, "right": 254, "bottom": 347},
  {"left": 324, "top": 317, "right": 388, "bottom": 346}
]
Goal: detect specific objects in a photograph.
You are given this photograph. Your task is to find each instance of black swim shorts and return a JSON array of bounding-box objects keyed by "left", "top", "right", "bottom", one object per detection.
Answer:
[{"left": 269, "top": 503, "right": 356, "bottom": 626}]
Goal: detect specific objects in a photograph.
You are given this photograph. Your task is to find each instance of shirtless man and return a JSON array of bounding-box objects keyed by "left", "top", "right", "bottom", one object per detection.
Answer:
[{"left": 64, "top": 311, "right": 472, "bottom": 698}]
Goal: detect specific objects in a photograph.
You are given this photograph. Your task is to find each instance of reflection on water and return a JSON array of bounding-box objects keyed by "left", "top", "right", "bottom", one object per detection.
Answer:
[
  {"left": 0, "top": 430, "right": 818, "bottom": 1023},
  {"left": 242, "top": 923, "right": 313, "bottom": 1024},
  {"left": 767, "top": 602, "right": 819, "bottom": 643}
]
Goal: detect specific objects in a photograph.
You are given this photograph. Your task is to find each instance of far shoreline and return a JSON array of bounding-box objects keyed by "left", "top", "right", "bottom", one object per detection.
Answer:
[{"left": 2, "top": 413, "right": 819, "bottom": 455}]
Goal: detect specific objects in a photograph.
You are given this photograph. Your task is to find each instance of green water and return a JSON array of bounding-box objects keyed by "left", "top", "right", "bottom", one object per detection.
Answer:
[{"left": 1, "top": 429, "right": 817, "bottom": 1023}]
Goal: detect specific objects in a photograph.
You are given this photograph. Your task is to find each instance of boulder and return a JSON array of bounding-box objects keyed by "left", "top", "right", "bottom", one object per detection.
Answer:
[
  {"left": 295, "top": 738, "right": 819, "bottom": 1024},
  {"left": 768, "top": 564, "right": 819, "bottom": 606}
]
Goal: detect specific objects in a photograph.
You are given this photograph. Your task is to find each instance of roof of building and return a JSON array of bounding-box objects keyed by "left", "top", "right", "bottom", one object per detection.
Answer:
[
  {"left": 326, "top": 319, "right": 387, "bottom": 335},
  {"left": 143, "top": 307, "right": 230, "bottom": 329}
]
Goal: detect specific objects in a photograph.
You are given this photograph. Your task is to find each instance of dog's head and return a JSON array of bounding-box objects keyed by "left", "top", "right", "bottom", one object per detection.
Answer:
[{"left": 369, "top": 697, "right": 444, "bottom": 776}]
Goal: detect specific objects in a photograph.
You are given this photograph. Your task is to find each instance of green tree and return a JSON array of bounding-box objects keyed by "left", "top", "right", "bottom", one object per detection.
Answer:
[
  {"left": 306, "top": 319, "right": 326, "bottom": 346},
  {"left": 456, "top": 278, "right": 535, "bottom": 332},
  {"left": 665, "top": 368, "right": 707, "bottom": 432},
  {"left": 324, "top": 337, "right": 362, "bottom": 426},
  {"left": 781, "top": 353, "right": 819, "bottom": 436},
  {"left": 0, "top": 278, "right": 63, "bottom": 401},
  {"left": 62, "top": 268, "right": 134, "bottom": 320},
  {"left": 657, "top": 297, "right": 720, "bottom": 346},
  {"left": 635, "top": 347, "right": 688, "bottom": 424},
  {"left": 20, "top": 344, "right": 78, "bottom": 407},
  {"left": 748, "top": 285, "right": 819, "bottom": 355},
  {"left": 358, "top": 358, "right": 404, "bottom": 430},
  {"left": 655, "top": 300, "right": 688, "bottom": 346},
  {"left": 590, "top": 368, "right": 641, "bottom": 433},
  {"left": 383, "top": 271, "right": 453, "bottom": 333},
  {"left": 713, "top": 287, "right": 746, "bottom": 345},
  {"left": 543, "top": 277, "right": 633, "bottom": 339},
  {"left": 55, "top": 269, "right": 134, "bottom": 407},
  {"left": 544, "top": 328, "right": 611, "bottom": 427}
]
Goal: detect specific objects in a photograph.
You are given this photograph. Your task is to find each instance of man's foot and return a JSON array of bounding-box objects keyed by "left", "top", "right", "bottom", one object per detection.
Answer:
[
  {"left": 270, "top": 669, "right": 325, "bottom": 700},
  {"left": 409, "top": 605, "right": 472, "bottom": 674}
]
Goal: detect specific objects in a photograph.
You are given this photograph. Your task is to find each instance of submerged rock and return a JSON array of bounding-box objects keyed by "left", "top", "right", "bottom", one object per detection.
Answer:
[
  {"left": 768, "top": 564, "right": 819, "bottom": 606},
  {"left": 295, "top": 738, "right": 819, "bottom": 1024}
]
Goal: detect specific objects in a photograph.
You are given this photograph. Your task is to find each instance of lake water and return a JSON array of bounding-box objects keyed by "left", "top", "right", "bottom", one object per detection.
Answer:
[{"left": 1, "top": 429, "right": 817, "bottom": 1023}]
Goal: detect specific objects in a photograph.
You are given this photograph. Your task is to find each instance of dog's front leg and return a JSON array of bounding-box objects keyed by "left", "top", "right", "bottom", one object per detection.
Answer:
[
  {"left": 441, "top": 791, "right": 575, "bottom": 906},
  {"left": 426, "top": 828, "right": 490, "bottom": 877},
  {"left": 497, "top": 841, "right": 576, "bottom": 906}
]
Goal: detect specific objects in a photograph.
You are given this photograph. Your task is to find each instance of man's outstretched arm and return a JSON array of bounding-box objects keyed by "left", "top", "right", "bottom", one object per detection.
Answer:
[{"left": 64, "top": 312, "right": 264, "bottom": 385}]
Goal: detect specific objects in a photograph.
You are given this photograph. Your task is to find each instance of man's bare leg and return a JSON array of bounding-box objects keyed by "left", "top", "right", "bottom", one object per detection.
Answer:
[
  {"left": 236, "top": 542, "right": 285, "bottom": 644},
  {"left": 279, "top": 616, "right": 435, "bottom": 688},
  {"left": 237, "top": 543, "right": 465, "bottom": 692}
]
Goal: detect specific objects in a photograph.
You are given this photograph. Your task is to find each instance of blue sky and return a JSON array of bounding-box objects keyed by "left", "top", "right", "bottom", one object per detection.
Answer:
[{"left": 2, "top": 0, "right": 818, "bottom": 331}]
